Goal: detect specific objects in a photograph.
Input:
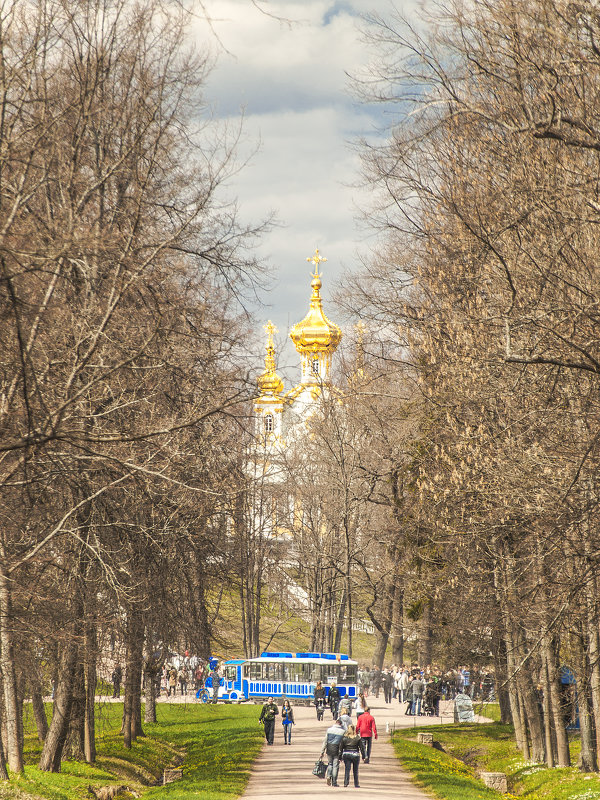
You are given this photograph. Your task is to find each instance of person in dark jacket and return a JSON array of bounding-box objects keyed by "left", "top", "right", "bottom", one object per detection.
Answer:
[
  {"left": 111, "top": 665, "right": 122, "bottom": 698},
  {"left": 314, "top": 681, "right": 327, "bottom": 721},
  {"left": 339, "top": 724, "right": 366, "bottom": 788},
  {"left": 259, "top": 697, "right": 279, "bottom": 745},
  {"left": 328, "top": 683, "right": 341, "bottom": 719},
  {"left": 281, "top": 699, "right": 294, "bottom": 744},
  {"left": 383, "top": 670, "right": 394, "bottom": 704},
  {"left": 321, "top": 719, "right": 345, "bottom": 786}
]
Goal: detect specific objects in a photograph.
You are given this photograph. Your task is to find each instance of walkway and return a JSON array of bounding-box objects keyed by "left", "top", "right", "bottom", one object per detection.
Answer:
[{"left": 241, "top": 697, "right": 489, "bottom": 799}]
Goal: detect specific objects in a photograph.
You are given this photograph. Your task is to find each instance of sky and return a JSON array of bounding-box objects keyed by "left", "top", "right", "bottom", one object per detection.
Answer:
[{"left": 193, "top": 0, "right": 421, "bottom": 378}]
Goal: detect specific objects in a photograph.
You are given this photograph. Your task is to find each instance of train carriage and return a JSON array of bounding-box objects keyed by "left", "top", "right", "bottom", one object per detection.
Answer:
[{"left": 200, "top": 651, "right": 358, "bottom": 704}]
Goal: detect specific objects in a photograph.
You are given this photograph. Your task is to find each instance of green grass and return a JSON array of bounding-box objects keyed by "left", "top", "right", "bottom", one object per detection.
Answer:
[
  {"left": 393, "top": 720, "right": 600, "bottom": 800},
  {"left": 15, "top": 702, "right": 263, "bottom": 800}
]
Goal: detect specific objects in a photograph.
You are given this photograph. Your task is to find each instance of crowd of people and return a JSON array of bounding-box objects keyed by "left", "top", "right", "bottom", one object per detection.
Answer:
[
  {"left": 356, "top": 663, "right": 494, "bottom": 716},
  {"left": 255, "top": 662, "right": 491, "bottom": 788}
]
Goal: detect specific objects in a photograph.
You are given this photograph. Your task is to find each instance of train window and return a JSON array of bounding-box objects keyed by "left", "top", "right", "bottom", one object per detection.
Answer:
[
  {"left": 243, "top": 665, "right": 250, "bottom": 678},
  {"left": 226, "top": 666, "right": 237, "bottom": 681},
  {"left": 264, "top": 662, "right": 284, "bottom": 681},
  {"left": 250, "top": 663, "right": 262, "bottom": 679}
]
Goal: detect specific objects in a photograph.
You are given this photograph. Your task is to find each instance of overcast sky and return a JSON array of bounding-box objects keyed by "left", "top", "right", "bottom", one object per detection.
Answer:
[{"left": 194, "top": 0, "right": 418, "bottom": 378}]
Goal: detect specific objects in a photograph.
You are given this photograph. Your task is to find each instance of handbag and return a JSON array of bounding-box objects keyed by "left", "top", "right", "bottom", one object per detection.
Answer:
[{"left": 312, "top": 759, "right": 327, "bottom": 779}]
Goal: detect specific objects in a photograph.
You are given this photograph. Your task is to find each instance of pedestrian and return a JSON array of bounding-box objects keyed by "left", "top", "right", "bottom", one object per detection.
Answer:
[
  {"left": 210, "top": 664, "right": 221, "bottom": 704},
  {"left": 314, "top": 681, "right": 327, "bottom": 721},
  {"left": 339, "top": 723, "right": 366, "bottom": 788},
  {"left": 398, "top": 667, "right": 409, "bottom": 704},
  {"left": 339, "top": 692, "right": 352, "bottom": 716},
  {"left": 371, "top": 667, "right": 382, "bottom": 698},
  {"left": 411, "top": 674, "right": 425, "bottom": 716},
  {"left": 320, "top": 718, "right": 345, "bottom": 787},
  {"left": 361, "top": 667, "right": 371, "bottom": 697},
  {"left": 178, "top": 667, "right": 187, "bottom": 695},
  {"left": 383, "top": 669, "right": 394, "bottom": 704},
  {"left": 354, "top": 692, "right": 367, "bottom": 720},
  {"left": 194, "top": 664, "right": 205, "bottom": 693},
  {"left": 111, "top": 665, "right": 122, "bottom": 698},
  {"left": 281, "top": 699, "right": 294, "bottom": 744},
  {"left": 259, "top": 696, "right": 279, "bottom": 744},
  {"left": 328, "top": 682, "right": 341, "bottom": 720},
  {"left": 355, "top": 705, "right": 377, "bottom": 763},
  {"left": 168, "top": 666, "right": 177, "bottom": 697},
  {"left": 405, "top": 678, "right": 414, "bottom": 715}
]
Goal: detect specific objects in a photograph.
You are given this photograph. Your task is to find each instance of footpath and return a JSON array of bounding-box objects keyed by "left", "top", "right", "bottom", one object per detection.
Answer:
[{"left": 241, "top": 696, "right": 489, "bottom": 799}]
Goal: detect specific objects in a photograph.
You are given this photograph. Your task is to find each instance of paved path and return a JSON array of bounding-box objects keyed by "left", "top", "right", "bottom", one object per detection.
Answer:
[{"left": 241, "top": 697, "right": 489, "bottom": 799}]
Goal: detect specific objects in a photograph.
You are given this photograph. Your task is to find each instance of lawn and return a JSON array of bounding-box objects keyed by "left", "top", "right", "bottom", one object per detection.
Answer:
[
  {"left": 393, "top": 719, "right": 600, "bottom": 800},
  {"left": 15, "top": 702, "right": 263, "bottom": 800}
]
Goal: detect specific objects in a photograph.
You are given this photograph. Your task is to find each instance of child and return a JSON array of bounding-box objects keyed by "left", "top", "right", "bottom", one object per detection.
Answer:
[{"left": 281, "top": 698, "right": 295, "bottom": 744}]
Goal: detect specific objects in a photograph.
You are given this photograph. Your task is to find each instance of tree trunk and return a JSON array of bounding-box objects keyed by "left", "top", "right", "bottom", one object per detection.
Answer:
[
  {"left": 84, "top": 622, "right": 97, "bottom": 763},
  {"left": 333, "top": 588, "right": 347, "bottom": 653},
  {"left": 492, "top": 631, "right": 511, "bottom": 724},
  {"left": 544, "top": 636, "right": 570, "bottom": 767},
  {"left": 39, "top": 639, "right": 78, "bottom": 772},
  {"left": 65, "top": 661, "right": 85, "bottom": 760},
  {"left": 0, "top": 560, "right": 24, "bottom": 774},
  {"left": 417, "top": 597, "right": 433, "bottom": 667},
  {"left": 122, "top": 608, "right": 144, "bottom": 748},
  {"left": 31, "top": 679, "right": 49, "bottom": 742},
  {"left": 572, "top": 627, "right": 597, "bottom": 772},
  {"left": 584, "top": 547, "right": 600, "bottom": 767},
  {"left": 391, "top": 584, "right": 404, "bottom": 665}
]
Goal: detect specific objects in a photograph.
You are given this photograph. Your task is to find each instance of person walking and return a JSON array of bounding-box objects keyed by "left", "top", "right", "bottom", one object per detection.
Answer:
[
  {"left": 168, "top": 666, "right": 177, "bottom": 697},
  {"left": 210, "top": 664, "right": 221, "bottom": 704},
  {"left": 404, "top": 677, "right": 414, "bottom": 715},
  {"left": 111, "top": 665, "right": 122, "bottom": 698},
  {"left": 314, "top": 681, "right": 327, "bottom": 721},
  {"left": 339, "top": 723, "right": 366, "bottom": 788},
  {"left": 328, "top": 682, "right": 341, "bottom": 720},
  {"left": 354, "top": 692, "right": 367, "bottom": 721},
  {"left": 355, "top": 705, "right": 377, "bottom": 763},
  {"left": 339, "top": 692, "right": 352, "bottom": 717},
  {"left": 259, "top": 696, "right": 279, "bottom": 745},
  {"left": 320, "top": 718, "right": 345, "bottom": 787},
  {"left": 178, "top": 666, "right": 187, "bottom": 695},
  {"left": 411, "top": 674, "right": 425, "bottom": 716},
  {"left": 281, "top": 699, "right": 294, "bottom": 744},
  {"left": 383, "top": 669, "right": 394, "bottom": 704}
]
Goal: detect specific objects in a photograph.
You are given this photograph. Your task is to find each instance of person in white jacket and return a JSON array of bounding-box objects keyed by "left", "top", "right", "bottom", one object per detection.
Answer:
[{"left": 397, "top": 668, "right": 409, "bottom": 704}]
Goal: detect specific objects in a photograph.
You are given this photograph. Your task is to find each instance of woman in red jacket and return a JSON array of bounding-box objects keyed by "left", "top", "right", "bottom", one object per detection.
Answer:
[{"left": 355, "top": 706, "right": 377, "bottom": 763}]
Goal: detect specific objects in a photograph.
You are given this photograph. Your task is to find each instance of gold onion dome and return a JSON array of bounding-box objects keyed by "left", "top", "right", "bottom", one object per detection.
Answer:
[
  {"left": 289, "top": 249, "right": 342, "bottom": 354},
  {"left": 258, "top": 321, "right": 284, "bottom": 395}
]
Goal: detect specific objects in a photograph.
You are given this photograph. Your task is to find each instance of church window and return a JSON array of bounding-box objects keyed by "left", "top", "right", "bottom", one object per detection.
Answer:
[
  {"left": 311, "top": 358, "right": 320, "bottom": 375},
  {"left": 264, "top": 413, "right": 274, "bottom": 433}
]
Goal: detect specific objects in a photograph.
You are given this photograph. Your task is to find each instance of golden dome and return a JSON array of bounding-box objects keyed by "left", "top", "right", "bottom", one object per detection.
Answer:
[
  {"left": 257, "top": 321, "right": 284, "bottom": 395},
  {"left": 289, "top": 249, "right": 342, "bottom": 355}
]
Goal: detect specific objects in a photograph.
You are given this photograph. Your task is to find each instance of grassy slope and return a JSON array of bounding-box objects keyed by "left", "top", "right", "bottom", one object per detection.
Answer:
[
  {"left": 210, "top": 585, "right": 391, "bottom": 664},
  {"left": 393, "top": 717, "right": 600, "bottom": 800},
  {"left": 17, "top": 703, "right": 263, "bottom": 800}
]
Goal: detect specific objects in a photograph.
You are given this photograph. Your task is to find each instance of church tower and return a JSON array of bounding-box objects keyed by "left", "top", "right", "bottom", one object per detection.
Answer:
[
  {"left": 254, "top": 249, "right": 342, "bottom": 444},
  {"left": 289, "top": 249, "right": 342, "bottom": 387},
  {"left": 254, "top": 321, "right": 284, "bottom": 442}
]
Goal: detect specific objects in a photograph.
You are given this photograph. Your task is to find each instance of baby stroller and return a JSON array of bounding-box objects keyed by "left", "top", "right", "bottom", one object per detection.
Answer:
[
  {"left": 316, "top": 697, "right": 326, "bottom": 721},
  {"left": 422, "top": 684, "right": 437, "bottom": 716}
]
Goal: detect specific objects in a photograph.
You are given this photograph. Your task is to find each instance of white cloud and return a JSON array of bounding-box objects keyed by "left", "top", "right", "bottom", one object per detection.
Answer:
[{"left": 191, "top": 0, "right": 419, "bottom": 374}]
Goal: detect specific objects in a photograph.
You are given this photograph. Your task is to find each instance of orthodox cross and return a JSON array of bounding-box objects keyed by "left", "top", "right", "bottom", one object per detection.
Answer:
[
  {"left": 306, "top": 248, "right": 327, "bottom": 277},
  {"left": 264, "top": 320, "right": 277, "bottom": 347}
]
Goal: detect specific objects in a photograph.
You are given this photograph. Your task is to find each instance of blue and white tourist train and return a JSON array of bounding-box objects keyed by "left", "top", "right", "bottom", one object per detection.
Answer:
[{"left": 199, "top": 651, "right": 358, "bottom": 704}]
